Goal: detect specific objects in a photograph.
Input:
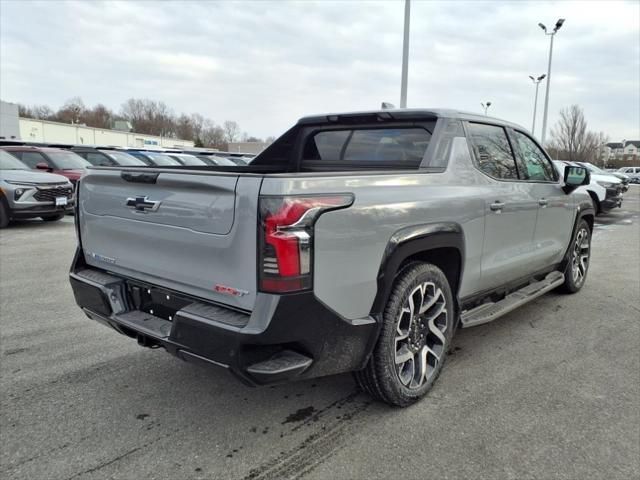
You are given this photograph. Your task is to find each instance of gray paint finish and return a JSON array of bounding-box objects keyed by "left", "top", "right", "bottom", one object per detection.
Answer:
[{"left": 77, "top": 110, "right": 590, "bottom": 321}]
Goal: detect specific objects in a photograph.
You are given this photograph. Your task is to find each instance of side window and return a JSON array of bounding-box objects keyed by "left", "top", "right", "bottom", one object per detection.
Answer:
[
  {"left": 302, "top": 126, "right": 434, "bottom": 167},
  {"left": 511, "top": 130, "right": 556, "bottom": 181},
  {"left": 86, "top": 152, "right": 113, "bottom": 166},
  {"left": 467, "top": 123, "right": 518, "bottom": 180},
  {"left": 18, "top": 152, "right": 47, "bottom": 168}
]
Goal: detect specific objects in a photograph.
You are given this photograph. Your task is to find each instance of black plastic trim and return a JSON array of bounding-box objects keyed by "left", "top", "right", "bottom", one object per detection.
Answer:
[{"left": 371, "top": 222, "right": 465, "bottom": 316}]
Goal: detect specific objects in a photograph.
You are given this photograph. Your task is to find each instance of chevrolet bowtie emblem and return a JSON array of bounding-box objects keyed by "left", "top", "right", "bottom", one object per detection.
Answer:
[{"left": 126, "top": 196, "right": 161, "bottom": 213}]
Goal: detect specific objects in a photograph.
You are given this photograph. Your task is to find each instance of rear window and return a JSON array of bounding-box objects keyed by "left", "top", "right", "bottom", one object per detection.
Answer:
[{"left": 303, "top": 126, "right": 433, "bottom": 168}]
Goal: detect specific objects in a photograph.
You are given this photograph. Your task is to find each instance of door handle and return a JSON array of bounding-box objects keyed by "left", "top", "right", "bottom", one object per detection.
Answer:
[
  {"left": 538, "top": 198, "right": 548, "bottom": 207},
  {"left": 490, "top": 201, "right": 505, "bottom": 212}
]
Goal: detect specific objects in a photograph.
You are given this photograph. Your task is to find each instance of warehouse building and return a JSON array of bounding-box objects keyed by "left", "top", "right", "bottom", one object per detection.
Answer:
[{"left": 0, "top": 100, "right": 193, "bottom": 148}]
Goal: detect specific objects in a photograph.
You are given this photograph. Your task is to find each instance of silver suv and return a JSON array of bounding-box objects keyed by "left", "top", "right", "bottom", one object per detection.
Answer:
[
  {"left": 69, "top": 109, "right": 594, "bottom": 406},
  {"left": 0, "top": 150, "right": 74, "bottom": 227}
]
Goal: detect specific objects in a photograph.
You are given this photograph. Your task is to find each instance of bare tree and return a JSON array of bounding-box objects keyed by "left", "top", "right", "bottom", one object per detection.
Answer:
[
  {"left": 82, "top": 104, "right": 113, "bottom": 129},
  {"left": 16, "top": 97, "right": 262, "bottom": 145},
  {"left": 18, "top": 104, "right": 55, "bottom": 120},
  {"left": 223, "top": 120, "right": 241, "bottom": 144},
  {"left": 56, "top": 97, "right": 86, "bottom": 124},
  {"left": 548, "top": 105, "right": 609, "bottom": 163},
  {"left": 201, "top": 120, "right": 226, "bottom": 150}
]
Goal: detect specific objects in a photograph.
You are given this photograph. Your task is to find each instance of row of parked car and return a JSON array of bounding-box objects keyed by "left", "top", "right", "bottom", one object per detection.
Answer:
[
  {"left": 554, "top": 160, "right": 634, "bottom": 215},
  {"left": 0, "top": 143, "right": 256, "bottom": 227}
]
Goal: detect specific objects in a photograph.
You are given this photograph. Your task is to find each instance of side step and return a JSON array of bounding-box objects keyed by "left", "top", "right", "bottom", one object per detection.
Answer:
[
  {"left": 246, "top": 350, "right": 313, "bottom": 384},
  {"left": 460, "top": 271, "right": 565, "bottom": 328}
]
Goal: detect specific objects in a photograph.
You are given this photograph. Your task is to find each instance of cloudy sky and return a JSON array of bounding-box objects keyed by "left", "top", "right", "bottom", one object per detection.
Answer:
[{"left": 1, "top": 0, "right": 638, "bottom": 141}]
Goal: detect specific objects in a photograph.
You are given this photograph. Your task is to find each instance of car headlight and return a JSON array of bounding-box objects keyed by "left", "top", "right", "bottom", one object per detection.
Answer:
[{"left": 596, "top": 181, "right": 616, "bottom": 188}]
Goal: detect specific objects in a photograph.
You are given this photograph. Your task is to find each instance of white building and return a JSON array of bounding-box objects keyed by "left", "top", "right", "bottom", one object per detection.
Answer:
[
  {"left": 18, "top": 118, "right": 194, "bottom": 148},
  {"left": 1, "top": 100, "right": 194, "bottom": 148}
]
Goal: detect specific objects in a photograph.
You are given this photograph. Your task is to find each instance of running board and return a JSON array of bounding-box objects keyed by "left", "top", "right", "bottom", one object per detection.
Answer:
[{"left": 460, "top": 271, "right": 565, "bottom": 328}]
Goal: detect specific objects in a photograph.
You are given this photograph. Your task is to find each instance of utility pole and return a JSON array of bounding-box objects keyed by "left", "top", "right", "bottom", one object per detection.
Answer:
[
  {"left": 538, "top": 18, "right": 565, "bottom": 146},
  {"left": 400, "top": 0, "right": 410, "bottom": 108},
  {"left": 481, "top": 102, "right": 492, "bottom": 116},
  {"left": 529, "top": 74, "right": 546, "bottom": 136}
]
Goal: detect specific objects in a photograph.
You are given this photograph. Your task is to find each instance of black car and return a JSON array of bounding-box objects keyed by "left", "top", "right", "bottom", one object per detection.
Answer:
[
  {"left": 69, "top": 147, "right": 147, "bottom": 167},
  {"left": 125, "top": 150, "right": 181, "bottom": 167}
]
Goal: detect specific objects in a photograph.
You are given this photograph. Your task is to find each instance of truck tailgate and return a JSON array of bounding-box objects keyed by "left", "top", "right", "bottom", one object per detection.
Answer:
[{"left": 78, "top": 169, "right": 262, "bottom": 311}]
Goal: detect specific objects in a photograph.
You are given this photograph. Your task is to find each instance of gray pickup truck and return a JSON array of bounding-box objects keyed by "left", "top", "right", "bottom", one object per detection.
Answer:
[{"left": 69, "top": 109, "right": 594, "bottom": 406}]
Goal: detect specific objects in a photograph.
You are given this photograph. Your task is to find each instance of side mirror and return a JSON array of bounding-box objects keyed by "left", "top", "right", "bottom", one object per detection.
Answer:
[
  {"left": 35, "top": 162, "right": 51, "bottom": 171},
  {"left": 563, "top": 166, "right": 590, "bottom": 194}
]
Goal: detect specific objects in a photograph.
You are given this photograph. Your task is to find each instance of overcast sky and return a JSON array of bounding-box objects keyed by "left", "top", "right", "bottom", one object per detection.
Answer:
[{"left": 1, "top": 0, "right": 638, "bottom": 141}]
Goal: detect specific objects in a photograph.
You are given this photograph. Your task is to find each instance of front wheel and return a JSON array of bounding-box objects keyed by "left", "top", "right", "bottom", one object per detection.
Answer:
[
  {"left": 0, "top": 201, "right": 9, "bottom": 228},
  {"left": 559, "top": 219, "right": 591, "bottom": 293},
  {"left": 355, "top": 263, "right": 455, "bottom": 406}
]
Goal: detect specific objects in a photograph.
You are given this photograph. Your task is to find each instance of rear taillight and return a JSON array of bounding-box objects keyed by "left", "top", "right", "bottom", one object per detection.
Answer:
[{"left": 258, "top": 195, "right": 353, "bottom": 293}]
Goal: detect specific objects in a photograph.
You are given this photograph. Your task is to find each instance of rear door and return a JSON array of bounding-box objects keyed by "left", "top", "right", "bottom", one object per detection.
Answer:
[
  {"left": 466, "top": 122, "right": 539, "bottom": 289},
  {"left": 79, "top": 169, "right": 262, "bottom": 311},
  {"left": 509, "top": 129, "right": 574, "bottom": 269}
]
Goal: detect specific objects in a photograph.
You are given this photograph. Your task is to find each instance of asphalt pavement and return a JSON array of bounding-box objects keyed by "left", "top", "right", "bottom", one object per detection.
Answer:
[{"left": 1, "top": 187, "right": 639, "bottom": 480}]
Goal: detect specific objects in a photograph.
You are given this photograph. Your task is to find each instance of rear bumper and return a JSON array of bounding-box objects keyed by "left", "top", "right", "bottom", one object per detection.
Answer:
[{"left": 69, "top": 248, "right": 378, "bottom": 385}]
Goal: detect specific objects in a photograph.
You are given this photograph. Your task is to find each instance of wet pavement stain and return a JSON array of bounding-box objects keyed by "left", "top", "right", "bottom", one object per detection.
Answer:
[{"left": 282, "top": 406, "right": 317, "bottom": 425}]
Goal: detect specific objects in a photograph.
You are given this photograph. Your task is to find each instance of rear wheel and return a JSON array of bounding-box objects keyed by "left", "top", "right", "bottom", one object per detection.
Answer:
[
  {"left": 41, "top": 214, "right": 65, "bottom": 222},
  {"left": 0, "top": 201, "right": 9, "bottom": 228},
  {"left": 355, "top": 263, "right": 455, "bottom": 406},
  {"left": 559, "top": 219, "right": 591, "bottom": 293}
]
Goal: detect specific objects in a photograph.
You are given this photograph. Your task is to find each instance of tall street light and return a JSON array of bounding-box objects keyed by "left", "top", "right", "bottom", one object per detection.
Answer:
[
  {"left": 538, "top": 18, "right": 565, "bottom": 146},
  {"left": 400, "top": 0, "right": 410, "bottom": 108},
  {"left": 481, "top": 102, "right": 492, "bottom": 116},
  {"left": 529, "top": 74, "right": 546, "bottom": 136}
]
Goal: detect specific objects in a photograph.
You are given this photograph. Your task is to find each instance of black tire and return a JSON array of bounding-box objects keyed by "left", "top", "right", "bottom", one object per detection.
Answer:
[
  {"left": 0, "top": 201, "right": 9, "bottom": 228},
  {"left": 354, "top": 263, "right": 455, "bottom": 407},
  {"left": 558, "top": 218, "right": 591, "bottom": 293},
  {"left": 41, "top": 214, "right": 65, "bottom": 222}
]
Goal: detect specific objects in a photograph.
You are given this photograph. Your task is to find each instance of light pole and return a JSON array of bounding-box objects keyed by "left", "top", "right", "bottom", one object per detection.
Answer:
[
  {"left": 529, "top": 74, "right": 546, "bottom": 136},
  {"left": 400, "top": 0, "right": 410, "bottom": 108},
  {"left": 538, "top": 18, "right": 565, "bottom": 146},
  {"left": 481, "top": 102, "right": 492, "bottom": 116}
]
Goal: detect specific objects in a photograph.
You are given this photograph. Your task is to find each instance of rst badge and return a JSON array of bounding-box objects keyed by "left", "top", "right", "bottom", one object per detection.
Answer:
[
  {"left": 126, "top": 196, "right": 161, "bottom": 213},
  {"left": 214, "top": 284, "right": 249, "bottom": 297}
]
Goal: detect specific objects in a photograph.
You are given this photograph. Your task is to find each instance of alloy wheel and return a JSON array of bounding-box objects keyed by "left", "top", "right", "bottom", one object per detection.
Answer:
[
  {"left": 394, "top": 282, "right": 448, "bottom": 389},
  {"left": 571, "top": 227, "right": 590, "bottom": 286}
]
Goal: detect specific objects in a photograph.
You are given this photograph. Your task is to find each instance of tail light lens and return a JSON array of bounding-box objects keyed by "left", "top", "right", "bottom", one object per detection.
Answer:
[{"left": 258, "top": 194, "right": 353, "bottom": 293}]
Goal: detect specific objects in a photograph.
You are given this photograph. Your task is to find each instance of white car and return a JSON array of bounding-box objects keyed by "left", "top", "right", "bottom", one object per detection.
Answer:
[
  {"left": 554, "top": 160, "right": 623, "bottom": 214},
  {"left": 617, "top": 166, "right": 640, "bottom": 184}
]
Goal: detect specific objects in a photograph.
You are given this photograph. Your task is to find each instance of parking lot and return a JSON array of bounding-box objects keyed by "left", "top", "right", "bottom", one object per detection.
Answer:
[{"left": 1, "top": 187, "right": 638, "bottom": 480}]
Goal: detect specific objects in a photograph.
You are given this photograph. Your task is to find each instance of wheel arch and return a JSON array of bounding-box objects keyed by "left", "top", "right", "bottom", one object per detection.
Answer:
[
  {"left": 370, "top": 223, "right": 465, "bottom": 317},
  {"left": 586, "top": 190, "right": 601, "bottom": 214}
]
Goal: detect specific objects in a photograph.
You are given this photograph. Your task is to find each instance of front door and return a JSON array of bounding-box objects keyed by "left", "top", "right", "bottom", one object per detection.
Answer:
[
  {"left": 466, "top": 122, "right": 539, "bottom": 290},
  {"left": 509, "top": 129, "right": 575, "bottom": 270}
]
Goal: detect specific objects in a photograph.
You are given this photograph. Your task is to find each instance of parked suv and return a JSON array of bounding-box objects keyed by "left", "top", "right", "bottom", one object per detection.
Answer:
[
  {"left": 0, "top": 146, "right": 89, "bottom": 188},
  {"left": 0, "top": 150, "right": 74, "bottom": 227},
  {"left": 125, "top": 150, "right": 181, "bottom": 167},
  {"left": 554, "top": 160, "right": 623, "bottom": 213},
  {"left": 618, "top": 166, "right": 640, "bottom": 184},
  {"left": 69, "top": 109, "right": 593, "bottom": 406},
  {"left": 577, "top": 161, "right": 629, "bottom": 193},
  {"left": 68, "top": 147, "right": 147, "bottom": 167}
]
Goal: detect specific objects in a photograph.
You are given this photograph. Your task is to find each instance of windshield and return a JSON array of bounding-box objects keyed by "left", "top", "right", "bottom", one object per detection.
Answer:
[
  {"left": 102, "top": 150, "right": 147, "bottom": 166},
  {"left": 46, "top": 151, "right": 90, "bottom": 170},
  {"left": 170, "top": 154, "right": 207, "bottom": 166},
  {"left": 0, "top": 150, "right": 29, "bottom": 170},
  {"left": 144, "top": 152, "right": 181, "bottom": 166}
]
